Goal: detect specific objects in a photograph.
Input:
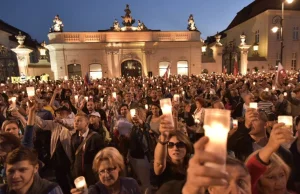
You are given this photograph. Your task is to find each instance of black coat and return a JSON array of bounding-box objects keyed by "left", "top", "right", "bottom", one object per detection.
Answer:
[{"left": 71, "top": 129, "right": 105, "bottom": 186}]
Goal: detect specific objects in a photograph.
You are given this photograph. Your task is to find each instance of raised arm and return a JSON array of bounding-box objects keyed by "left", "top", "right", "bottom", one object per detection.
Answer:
[
  {"left": 50, "top": 88, "right": 60, "bottom": 111},
  {"left": 154, "top": 115, "right": 172, "bottom": 175},
  {"left": 21, "top": 101, "right": 36, "bottom": 148}
]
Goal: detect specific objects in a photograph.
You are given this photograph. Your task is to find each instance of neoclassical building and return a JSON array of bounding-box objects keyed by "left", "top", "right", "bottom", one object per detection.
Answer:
[
  {"left": 47, "top": 5, "right": 203, "bottom": 80},
  {"left": 205, "top": 0, "right": 300, "bottom": 73}
]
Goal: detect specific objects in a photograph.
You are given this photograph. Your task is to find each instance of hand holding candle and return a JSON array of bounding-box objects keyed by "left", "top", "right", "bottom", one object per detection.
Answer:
[
  {"left": 26, "top": 87, "right": 35, "bottom": 97},
  {"left": 74, "top": 176, "right": 88, "bottom": 194},
  {"left": 160, "top": 98, "right": 174, "bottom": 128},
  {"left": 249, "top": 102, "right": 257, "bottom": 109},
  {"left": 130, "top": 109, "right": 136, "bottom": 118}
]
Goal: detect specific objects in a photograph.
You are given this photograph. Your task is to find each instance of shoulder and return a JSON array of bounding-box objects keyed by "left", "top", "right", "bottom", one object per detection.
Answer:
[{"left": 47, "top": 185, "right": 64, "bottom": 194}]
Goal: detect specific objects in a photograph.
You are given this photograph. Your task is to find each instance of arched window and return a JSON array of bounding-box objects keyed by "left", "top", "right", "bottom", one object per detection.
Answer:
[
  {"left": 89, "top": 64, "right": 102, "bottom": 79},
  {"left": 177, "top": 61, "right": 188, "bottom": 75},
  {"left": 159, "top": 62, "right": 169, "bottom": 77}
]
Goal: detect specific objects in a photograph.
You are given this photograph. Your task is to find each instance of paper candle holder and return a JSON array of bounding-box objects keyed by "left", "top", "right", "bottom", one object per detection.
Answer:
[
  {"left": 74, "top": 176, "right": 88, "bottom": 194},
  {"left": 204, "top": 109, "right": 230, "bottom": 171},
  {"left": 130, "top": 109, "right": 136, "bottom": 118},
  {"left": 249, "top": 102, "right": 258, "bottom": 109},
  {"left": 26, "top": 87, "right": 35, "bottom": 97},
  {"left": 112, "top": 92, "right": 117, "bottom": 99},
  {"left": 160, "top": 98, "right": 174, "bottom": 127}
]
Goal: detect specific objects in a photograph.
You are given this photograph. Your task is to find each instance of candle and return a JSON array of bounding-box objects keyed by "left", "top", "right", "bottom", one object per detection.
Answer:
[
  {"left": 26, "top": 87, "right": 35, "bottom": 97},
  {"left": 253, "top": 82, "right": 256, "bottom": 86},
  {"left": 74, "top": 176, "right": 88, "bottom": 194},
  {"left": 11, "top": 97, "right": 17, "bottom": 108},
  {"left": 249, "top": 102, "right": 258, "bottom": 109},
  {"left": 173, "top": 94, "right": 180, "bottom": 102},
  {"left": 265, "top": 88, "right": 269, "bottom": 92},
  {"left": 84, "top": 96, "right": 88, "bottom": 102},
  {"left": 145, "top": 104, "right": 148, "bottom": 110},
  {"left": 278, "top": 116, "right": 293, "bottom": 127},
  {"left": 75, "top": 95, "right": 78, "bottom": 104},
  {"left": 160, "top": 98, "right": 174, "bottom": 127},
  {"left": 232, "top": 119, "right": 238, "bottom": 128},
  {"left": 203, "top": 109, "right": 230, "bottom": 171},
  {"left": 3, "top": 91, "right": 5, "bottom": 93},
  {"left": 130, "top": 109, "right": 136, "bottom": 117},
  {"left": 112, "top": 92, "right": 117, "bottom": 99},
  {"left": 64, "top": 76, "right": 68, "bottom": 81},
  {"left": 182, "top": 91, "right": 185, "bottom": 96},
  {"left": 284, "top": 92, "right": 287, "bottom": 97},
  {"left": 100, "top": 98, "right": 103, "bottom": 102},
  {"left": 58, "top": 85, "right": 61, "bottom": 88},
  {"left": 272, "top": 86, "right": 276, "bottom": 91}
]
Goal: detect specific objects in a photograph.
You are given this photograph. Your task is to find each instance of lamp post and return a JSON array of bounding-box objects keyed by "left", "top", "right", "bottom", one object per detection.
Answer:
[
  {"left": 202, "top": 43, "right": 207, "bottom": 56},
  {"left": 271, "top": 0, "right": 295, "bottom": 65},
  {"left": 253, "top": 42, "right": 259, "bottom": 56}
]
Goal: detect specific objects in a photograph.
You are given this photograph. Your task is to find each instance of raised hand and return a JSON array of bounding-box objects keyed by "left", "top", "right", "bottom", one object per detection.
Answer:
[
  {"left": 245, "top": 108, "right": 258, "bottom": 129},
  {"left": 267, "top": 123, "right": 294, "bottom": 152},
  {"left": 182, "top": 137, "right": 229, "bottom": 194}
]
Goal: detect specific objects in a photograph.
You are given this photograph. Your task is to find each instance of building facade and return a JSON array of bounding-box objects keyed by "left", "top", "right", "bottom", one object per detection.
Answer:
[
  {"left": 215, "top": 0, "right": 300, "bottom": 72},
  {"left": 47, "top": 5, "right": 203, "bottom": 80}
]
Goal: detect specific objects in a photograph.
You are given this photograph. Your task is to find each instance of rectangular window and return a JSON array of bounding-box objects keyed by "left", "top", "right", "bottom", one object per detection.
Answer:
[
  {"left": 293, "top": 27, "right": 299, "bottom": 40},
  {"left": 291, "top": 53, "right": 297, "bottom": 70},
  {"left": 177, "top": 61, "right": 188, "bottom": 76},
  {"left": 255, "top": 30, "right": 260, "bottom": 43},
  {"left": 159, "top": 62, "right": 169, "bottom": 77}
]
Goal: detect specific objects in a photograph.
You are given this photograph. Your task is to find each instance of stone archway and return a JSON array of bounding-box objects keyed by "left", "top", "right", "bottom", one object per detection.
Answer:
[
  {"left": 67, "top": 64, "right": 82, "bottom": 79},
  {"left": 121, "top": 60, "right": 142, "bottom": 77}
]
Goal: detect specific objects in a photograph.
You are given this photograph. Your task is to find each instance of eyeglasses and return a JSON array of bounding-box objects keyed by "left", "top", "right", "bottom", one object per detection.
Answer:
[
  {"left": 98, "top": 167, "right": 117, "bottom": 175},
  {"left": 167, "top": 141, "right": 186, "bottom": 149}
]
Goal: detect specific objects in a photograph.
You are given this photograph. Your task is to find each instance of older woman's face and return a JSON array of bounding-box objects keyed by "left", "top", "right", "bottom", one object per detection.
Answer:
[
  {"left": 209, "top": 165, "right": 251, "bottom": 194},
  {"left": 98, "top": 160, "right": 119, "bottom": 187},
  {"left": 167, "top": 136, "right": 186, "bottom": 162},
  {"left": 259, "top": 167, "right": 287, "bottom": 194}
]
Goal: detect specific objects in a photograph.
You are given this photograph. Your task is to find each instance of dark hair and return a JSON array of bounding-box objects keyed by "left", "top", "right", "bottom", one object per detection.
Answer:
[
  {"left": 6, "top": 147, "right": 38, "bottom": 166},
  {"left": 195, "top": 97, "right": 205, "bottom": 107},
  {"left": 295, "top": 116, "right": 300, "bottom": 127},
  {"left": 0, "top": 132, "right": 21, "bottom": 150},
  {"left": 226, "top": 156, "right": 249, "bottom": 175},
  {"left": 118, "top": 104, "right": 128, "bottom": 115}
]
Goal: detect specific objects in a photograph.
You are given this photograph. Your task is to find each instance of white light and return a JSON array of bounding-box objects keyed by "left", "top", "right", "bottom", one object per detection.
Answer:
[
  {"left": 286, "top": 0, "right": 294, "bottom": 4},
  {"left": 253, "top": 45, "right": 259, "bottom": 51},
  {"left": 202, "top": 45, "right": 207, "bottom": 53},
  {"left": 272, "top": 26, "right": 279, "bottom": 33}
]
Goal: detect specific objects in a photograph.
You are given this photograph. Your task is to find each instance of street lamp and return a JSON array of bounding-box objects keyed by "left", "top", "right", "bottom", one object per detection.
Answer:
[
  {"left": 202, "top": 43, "right": 207, "bottom": 55},
  {"left": 271, "top": 0, "right": 295, "bottom": 65},
  {"left": 253, "top": 42, "right": 259, "bottom": 56}
]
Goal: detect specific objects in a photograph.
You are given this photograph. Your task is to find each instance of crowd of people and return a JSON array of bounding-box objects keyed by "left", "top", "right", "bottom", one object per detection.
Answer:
[{"left": 0, "top": 71, "right": 299, "bottom": 194}]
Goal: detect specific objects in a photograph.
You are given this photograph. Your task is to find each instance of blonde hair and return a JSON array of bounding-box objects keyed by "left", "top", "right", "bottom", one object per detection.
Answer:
[
  {"left": 246, "top": 150, "right": 290, "bottom": 193},
  {"left": 92, "top": 147, "right": 125, "bottom": 176}
]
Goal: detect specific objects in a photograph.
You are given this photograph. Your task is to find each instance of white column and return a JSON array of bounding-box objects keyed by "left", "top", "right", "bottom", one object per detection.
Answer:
[
  {"left": 11, "top": 48, "right": 33, "bottom": 76},
  {"left": 239, "top": 34, "right": 251, "bottom": 75}
]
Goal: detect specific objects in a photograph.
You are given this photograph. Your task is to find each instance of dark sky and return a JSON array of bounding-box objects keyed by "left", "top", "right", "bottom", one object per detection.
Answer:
[{"left": 0, "top": 0, "right": 253, "bottom": 43}]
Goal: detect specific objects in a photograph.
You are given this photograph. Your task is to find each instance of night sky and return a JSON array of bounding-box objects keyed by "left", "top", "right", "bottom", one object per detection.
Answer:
[{"left": 0, "top": 0, "right": 254, "bottom": 43}]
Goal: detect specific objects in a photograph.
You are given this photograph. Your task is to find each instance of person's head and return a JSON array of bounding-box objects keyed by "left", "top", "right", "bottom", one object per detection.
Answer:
[
  {"left": 293, "top": 87, "right": 300, "bottom": 98},
  {"left": 167, "top": 130, "right": 193, "bottom": 164},
  {"left": 249, "top": 109, "right": 268, "bottom": 136},
  {"left": 6, "top": 147, "right": 39, "bottom": 193},
  {"left": 183, "top": 101, "right": 191, "bottom": 113},
  {"left": 151, "top": 103, "right": 161, "bottom": 117},
  {"left": 118, "top": 104, "right": 128, "bottom": 117},
  {"left": 212, "top": 100, "right": 225, "bottom": 110},
  {"left": 92, "top": 147, "right": 125, "bottom": 187},
  {"left": 55, "top": 106, "right": 71, "bottom": 119},
  {"left": 195, "top": 97, "right": 205, "bottom": 109},
  {"left": 208, "top": 156, "right": 251, "bottom": 194},
  {"left": 295, "top": 116, "right": 300, "bottom": 135},
  {"left": 260, "top": 91, "right": 271, "bottom": 102},
  {"left": 2, "top": 120, "right": 20, "bottom": 137},
  {"left": 65, "top": 89, "right": 72, "bottom": 97},
  {"left": 151, "top": 90, "right": 157, "bottom": 100},
  {"left": 0, "top": 132, "right": 21, "bottom": 159},
  {"left": 89, "top": 112, "right": 101, "bottom": 125},
  {"left": 250, "top": 151, "right": 290, "bottom": 194},
  {"left": 87, "top": 101, "right": 95, "bottom": 113},
  {"left": 124, "top": 93, "right": 131, "bottom": 103},
  {"left": 244, "top": 93, "right": 254, "bottom": 106},
  {"left": 74, "top": 112, "right": 89, "bottom": 132}
]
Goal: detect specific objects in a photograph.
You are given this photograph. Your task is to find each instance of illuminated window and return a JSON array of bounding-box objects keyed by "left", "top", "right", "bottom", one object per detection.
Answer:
[
  {"left": 159, "top": 62, "right": 169, "bottom": 77},
  {"left": 89, "top": 64, "right": 102, "bottom": 79},
  {"left": 177, "top": 61, "right": 188, "bottom": 75},
  {"left": 291, "top": 53, "right": 297, "bottom": 70}
]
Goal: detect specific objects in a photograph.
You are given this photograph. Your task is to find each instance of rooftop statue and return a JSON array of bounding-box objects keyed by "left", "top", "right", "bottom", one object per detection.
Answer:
[
  {"left": 187, "top": 14, "right": 197, "bottom": 31},
  {"left": 137, "top": 20, "right": 148, "bottom": 31},
  {"left": 121, "top": 4, "right": 135, "bottom": 27},
  {"left": 50, "top": 15, "right": 64, "bottom": 33},
  {"left": 112, "top": 19, "right": 121, "bottom": 31}
]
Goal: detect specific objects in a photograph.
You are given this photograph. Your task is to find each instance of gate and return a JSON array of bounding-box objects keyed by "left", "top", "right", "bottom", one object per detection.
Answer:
[
  {"left": 222, "top": 41, "right": 240, "bottom": 74},
  {"left": 0, "top": 45, "right": 19, "bottom": 82}
]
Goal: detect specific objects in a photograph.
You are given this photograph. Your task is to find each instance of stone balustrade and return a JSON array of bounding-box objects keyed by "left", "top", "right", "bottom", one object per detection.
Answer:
[{"left": 48, "top": 31, "right": 200, "bottom": 43}]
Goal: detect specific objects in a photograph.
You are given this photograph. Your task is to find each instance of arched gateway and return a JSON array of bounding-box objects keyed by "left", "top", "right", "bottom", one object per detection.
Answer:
[{"left": 121, "top": 60, "right": 142, "bottom": 77}]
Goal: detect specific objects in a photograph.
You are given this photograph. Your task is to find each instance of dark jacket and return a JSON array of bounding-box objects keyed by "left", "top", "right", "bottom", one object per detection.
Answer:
[
  {"left": 129, "top": 124, "right": 152, "bottom": 161},
  {"left": 0, "top": 174, "right": 62, "bottom": 194},
  {"left": 71, "top": 129, "right": 105, "bottom": 186},
  {"left": 88, "top": 177, "right": 141, "bottom": 194}
]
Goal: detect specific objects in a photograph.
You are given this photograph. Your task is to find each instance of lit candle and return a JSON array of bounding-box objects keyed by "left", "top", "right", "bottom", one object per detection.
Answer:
[
  {"left": 272, "top": 86, "right": 276, "bottom": 91},
  {"left": 203, "top": 109, "right": 230, "bottom": 171},
  {"left": 284, "top": 92, "right": 287, "bottom": 97},
  {"left": 112, "top": 92, "right": 117, "bottom": 99},
  {"left": 58, "top": 85, "right": 61, "bottom": 88},
  {"left": 232, "top": 119, "right": 238, "bottom": 128},
  {"left": 278, "top": 116, "right": 293, "bottom": 127},
  {"left": 182, "top": 91, "right": 185, "bottom": 96},
  {"left": 74, "top": 176, "right": 88, "bottom": 194},
  {"left": 100, "top": 98, "right": 103, "bottom": 102},
  {"left": 249, "top": 102, "right": 258, "bottom": 109},
  {"left": 160, "top": 98, "right": 174, "bottom": 127},
  {"left": 11, "top": 97, "right": 17, "bottom": 108},
  {"left": 130, "top": 109, "right": 136, "bottom": 117},
  {"left": 265, "top": 88, "right": 269, "bottom": 92},
  {"left": 145, "top": 104, "right": 148, "bottom": 110},
  {"left": 84, "top": 96, "right": 88, "bottom": 102},
  {"left": 253, "top": 82, "right": 256, "bottom": 86},
  {"left": 64, "top": 76, "right": 68, "bottom": 81},
  {"left": 173, "top": 94, "right": 180, "bottom": 102},
  {"left": 74, "top": 95, "right": 78, "bottom": 104},
  {"left": 26, "top": 87, "right": 35, "bottom": 97}
]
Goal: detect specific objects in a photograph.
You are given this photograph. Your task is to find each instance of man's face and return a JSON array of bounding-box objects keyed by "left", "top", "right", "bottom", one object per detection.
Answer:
[
  {"left": 74, "top": 116, "right": 88, "bottom": 131},
  {"left": 89, "top": 115, "right": 100, "bottom": 125},
  {"left": 151, "top": 90, "right": 157, "bottom": 100},
  {"left": 120, "top": 106, "right": 128, "bottom": 117},
  {"left": 125, "top": 94, "right": 131, "bottom": 102},
  {"left": 6, "top": 160, "right": 38, "bottom": 192},
  {"left": 65, "top": 91, "right": 71, "bottom": 96},
  {"left": 87, "top": 102, "right": 95, "bottom": 112}
]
